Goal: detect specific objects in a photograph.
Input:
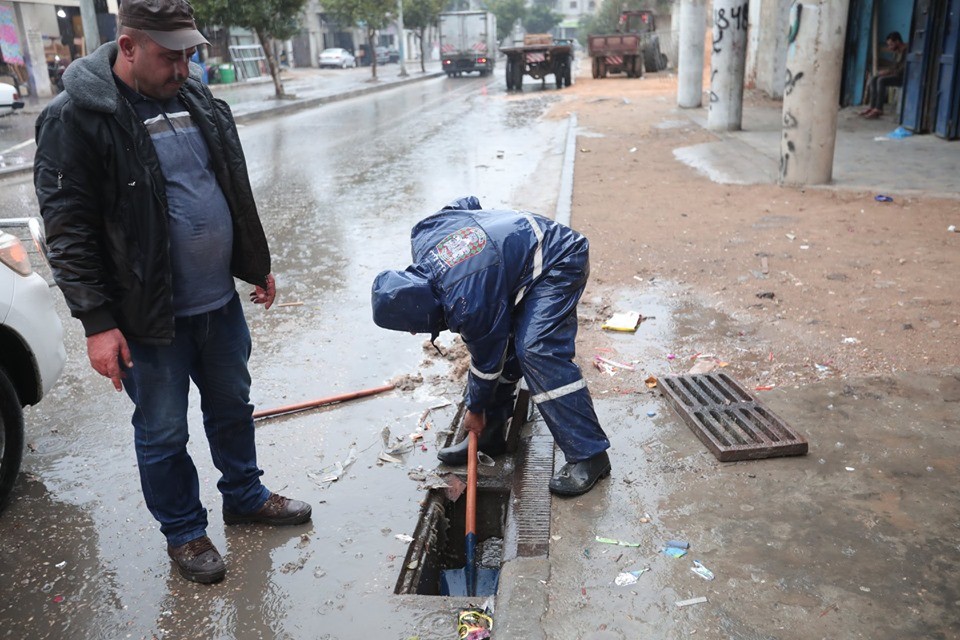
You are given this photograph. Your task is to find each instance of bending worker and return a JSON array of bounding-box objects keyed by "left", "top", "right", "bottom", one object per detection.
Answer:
[{"left": 371, "top": 197, "right": 611, "bottom": 496}]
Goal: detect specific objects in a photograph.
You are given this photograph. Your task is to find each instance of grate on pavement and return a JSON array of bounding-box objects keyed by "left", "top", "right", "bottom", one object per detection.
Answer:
[{"left": 659, "top": 372, "right": 808, "bottom": 462}]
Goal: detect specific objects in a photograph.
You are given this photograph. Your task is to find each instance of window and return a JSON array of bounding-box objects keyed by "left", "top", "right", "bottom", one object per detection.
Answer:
[{"left": 570, "top": 1, "right": 577, "bottom": 7}]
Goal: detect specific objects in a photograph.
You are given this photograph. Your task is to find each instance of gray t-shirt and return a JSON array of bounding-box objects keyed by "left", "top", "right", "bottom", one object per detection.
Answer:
[{"left": 117, "top": 77, "right": 235, "bottom": 317}]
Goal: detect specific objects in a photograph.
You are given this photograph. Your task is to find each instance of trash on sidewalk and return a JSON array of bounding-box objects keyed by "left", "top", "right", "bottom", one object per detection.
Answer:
[
  {"left": 842, "top": 336, "right": 860, "bottom": 344},
  {"left": 614, "top": 568, "right": 649, "bottom": 586},
  {"left": 408, "top": 468, "right": 452, "bottom": 491},
  {"left": 691, "top": 560, "right": 715, "bottom": 581},
  {"left": 595, "top": 355, "right": 636, "bottom": 371},
  {"left": 307, "top": 446, "right": 357, "bottom": 485},
  {"left": 675, "top": 596, "right": 708, "bottom": 608},
  {"left": 381, "top": 426, "right": 415, "bottom": 456},
  {"left": 688, "top": 355, "right": 728, "bottom": 375},
  {"left": 395, "top": 534, "right": 414, "bottom": 543},
  {"left": 457, "top": 604, "right": 494, "bottom": 640},
  {"left": 596, "top": 536, "right": 641, "bottom": 547},
  {"left": 756, "top": 291, "right": 775, "bottom": 299},
  {"left": 665, "top": 539, "right": 689, "bottom": 549},
  {"left": 645, "top": 376, "right": 658, "bottom": 388},
  {"left": 875, "top": 194, "right": 894, "bottom": 202},
  {"left": 948, "top": 225, "right": 958, "bottom": 233},
  {"left": 378, "top": 452, "right": 403, "bottom": 465},
  {"left": 663, "top": 546, "right": 688, "bottom": 558},
  {"left": 601, "top": 311, "right": 643, "bottom": 332}
]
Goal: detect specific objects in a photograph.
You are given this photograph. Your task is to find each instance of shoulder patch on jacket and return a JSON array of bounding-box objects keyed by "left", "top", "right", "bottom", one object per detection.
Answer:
[{"left": 435, "top": 226, "right": 487, "bottom": 267}]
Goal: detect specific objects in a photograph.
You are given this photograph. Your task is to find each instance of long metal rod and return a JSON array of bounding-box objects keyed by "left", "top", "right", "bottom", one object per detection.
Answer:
[{"left": 252, "top": 383, "right": 395, "bottom": 420}]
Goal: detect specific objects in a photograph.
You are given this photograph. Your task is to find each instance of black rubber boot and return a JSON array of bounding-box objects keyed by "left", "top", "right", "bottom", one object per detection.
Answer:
[
  {"left": 437, "top": 418, "right": 508, "bottom": 466},
  {"left": 548, "top": 451, "right": 611, "bottom": 497}
]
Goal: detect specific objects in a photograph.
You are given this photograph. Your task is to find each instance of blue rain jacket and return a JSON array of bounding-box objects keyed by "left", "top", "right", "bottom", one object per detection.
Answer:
[{"left": 372, "top": 196, "right": 590, "bottom": 413}]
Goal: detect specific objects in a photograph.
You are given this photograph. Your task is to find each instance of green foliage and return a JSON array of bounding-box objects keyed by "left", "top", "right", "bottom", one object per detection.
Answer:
[
  {"left": 523, "top": 3, "right": 561, "bottom": 35},
  {"left": 404, "top": 0, "right": 447, "bottom": 31},
  {"left": 321, "top": 0, "right": 398, "bottom": 32},
  {"left": 192, "top": 0, "right": 308, "bottom": 41},
  {"left": 577, "top": 0, "right": 668, "bottom": 44},
  {"left": 484, "top": 0, "right": 526, "bottom": 42}
]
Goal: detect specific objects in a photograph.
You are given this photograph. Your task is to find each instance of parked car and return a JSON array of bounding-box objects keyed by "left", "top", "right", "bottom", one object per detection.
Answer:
[
  {"left": 375, "top": 46, "right": 391, "bottom": 65},
  {"left": 0, "top": 219, "right": 65, "bottom": 512},
  {"left": 0, "top": 81, "right": 24, "bottom": 117},
  {"left": 387, "top": 48, "right": 400, "bottom": 63},
  {"left": 319, "top": 48, "right": 357, "bottom": 69}
]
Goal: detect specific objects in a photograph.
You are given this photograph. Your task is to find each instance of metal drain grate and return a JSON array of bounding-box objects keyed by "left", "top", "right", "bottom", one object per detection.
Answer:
[
  {"left": 511, "top": 435, "right": 554, "bottom": 557},
  {"left": 660, "top": 372, "right": 808, "bottom": 462}
]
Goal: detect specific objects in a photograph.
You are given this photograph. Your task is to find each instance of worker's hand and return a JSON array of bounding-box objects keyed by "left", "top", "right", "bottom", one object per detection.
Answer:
[
  {"left": 87, "top": 328, "right": 132, "bottom": 392},
  {"left": 250, "top": 273, "right": 276, "bottom": 309},
  {"left": 464, "top": 409, "right": 485, "bottom": 436}
]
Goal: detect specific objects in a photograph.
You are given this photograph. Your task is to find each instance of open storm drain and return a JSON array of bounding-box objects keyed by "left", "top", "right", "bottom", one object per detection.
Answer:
[{"left": 660, "top": 372, "right": 808, "bottom": 462}]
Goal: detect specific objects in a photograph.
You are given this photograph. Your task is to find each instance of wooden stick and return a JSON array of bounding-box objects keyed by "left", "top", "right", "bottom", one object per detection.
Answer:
[{"left": 252, "top": 383, "right": 395, "bottom": 420}]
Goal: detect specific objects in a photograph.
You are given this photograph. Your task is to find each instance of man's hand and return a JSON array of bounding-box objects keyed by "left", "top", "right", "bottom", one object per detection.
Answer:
[
  {"left": 87, "top": 328, "right": 132, "bottom": 392},
  {"left": 464, "top": 409, "right": 485, "bottom": 437},
  {"left": 249, "top": 273, "right": 276, "bottom": 309}
]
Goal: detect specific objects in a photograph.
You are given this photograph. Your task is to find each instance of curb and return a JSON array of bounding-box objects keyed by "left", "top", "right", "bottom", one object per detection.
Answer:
[{"left": 0, "top": 70, "right": 445, "bottom": 181}]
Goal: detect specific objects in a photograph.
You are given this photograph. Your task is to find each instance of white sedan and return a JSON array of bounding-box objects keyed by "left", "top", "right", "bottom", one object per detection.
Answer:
[
  {"left": 0, "top": 82, "right": 23, "bottom": 117},
  {"left": 319, "top": 48, "right": 357, "bottom": 69}
]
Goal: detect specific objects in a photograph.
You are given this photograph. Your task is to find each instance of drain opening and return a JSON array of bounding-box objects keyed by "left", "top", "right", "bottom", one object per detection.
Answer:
[{"left": 394, "top": 486, "right": 509, "bottom": 596}]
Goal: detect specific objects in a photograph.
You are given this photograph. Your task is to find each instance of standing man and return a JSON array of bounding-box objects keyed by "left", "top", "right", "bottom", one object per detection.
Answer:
[
  {"left": 372, "top": 197, "right": 612, "bottom": 497},
  {"left": 34, "top": 0, "right": 311, "bottom": 584}
]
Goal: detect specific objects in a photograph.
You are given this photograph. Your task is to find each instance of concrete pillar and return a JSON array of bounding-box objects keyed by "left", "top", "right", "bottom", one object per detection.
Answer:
[
  {"left": 79, "top": 0, "right": 101, "bottom": 55},
  {"left": 677, "top": 0, "right": 707, "bottom": 108},
  {"left": 708, "top": 0, "right": 749, "bottom": 130},
  {"left": 779, "top": 0, "right": 849, "bottom": 186},
  {"left": 14, "top": 4, "right": 53, "bottom": 99}
]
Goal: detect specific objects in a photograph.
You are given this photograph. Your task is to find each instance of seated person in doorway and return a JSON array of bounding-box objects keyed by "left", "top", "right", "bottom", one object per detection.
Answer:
[
  {"left": 371, "top": 197, "right": 612, "bottom": 497},
  {"left": 861, "top": 31, "right": 908, "bottom": 119}
]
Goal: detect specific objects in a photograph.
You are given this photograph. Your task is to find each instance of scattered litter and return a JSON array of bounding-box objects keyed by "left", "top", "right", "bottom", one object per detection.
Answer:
[
  {"left": 601, "top": 311, "right": 643, "bottom": 332},
  {"left": 785, "top": 233, "right": 796, "bottom": 241},
  {"left": 378, "top": 452, "right": 403, "bottom": 465},
  {"left": 614, "top": 568, "right": 649, "bottom": 586},
  {"left": 663, "top": 546, "right": 688, "bottom": 558},
  {"left": 675, "top": 596, "right": 708, "bottom": 608},
  {"left": 395, "top": 534, "right": 414, "bottom": 543},
  {"left": 948, "top": 225, "right": 958, "bottom": 233},
  {"left": 644, "top": 376, "right": 658, "bottom": 388},
  {"left": 276, "top": 301, "right": 304, "bottom": 308},
  {"left": 53, "top": 595, "right": 64, "bottom": 604},
  {"left": 845, "top": 466, "right": 855, "bottom": 471},
  {"left": 407, "top": 560, "right": 419, "bottom": 570},
  {"left": 417, "top": 401, "right": 453, "bottom": 430},
  {"left": 814, "top": 363, "right": 831, "bottom": 374},
  {"left": 596, "top": 536, "right": 641, "bottom": 547},
  {"left": 595, "top": 355, "right": 636, "bottom": 371},
  {"left": 800, "top": 244, "right": 810, "bottom": 250},
  {"left": 457, "top": 606, "right": 494, "bottom": 640},
  {"left": 646, "top": 410, "right": 656, "bottom": 418},
  {"left": 629, "top": 146, "right": 637, "bottom": 153},
  {"left": 756, "top": 291, "right": 775, "bottom": 299},
  {"left": 886, "top": 126, "right": 913, "bottom": 139},
  {"left": 754, "top": 385, "right": 775, "bottom": 391},
  {"left": 638, "top": 513, "right": 651, "bottom": 523},
  {"left": 408, "top": 469, "right": 453, "bottom": 491},
  {"left": 381, "top": 426, "right": 415, "bottom": 456},
  {"left": 691, "top": 560, "right": 715, "bottom": 581},
  {"left": 842, "top": 337, "right": 860, "bottom": 344},
  {"left": 551, "top": 535, "right": 562, "bottom": 541},
  {"left": 875, "top": 195, "right": 894, "bottom": 203},
  {"left": 55, "top": 561, "right": 66, "bottom": 569},
  {"left": 308, "top": 446, "right": 358, "bottom": 485},
  {"left": 477, "top": 452, "right": 496, "bottom": 467},
  {"left": 665, "top": 539, "right": 689, "bottom": 549},
  {"left": 579, "top": 147, "right": 591, "bottom": 153}
]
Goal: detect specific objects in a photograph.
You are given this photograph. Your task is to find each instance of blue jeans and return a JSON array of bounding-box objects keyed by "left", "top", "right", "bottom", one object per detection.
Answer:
[{"left": 123, "top": 293, "right": 270, "bottom": 547}]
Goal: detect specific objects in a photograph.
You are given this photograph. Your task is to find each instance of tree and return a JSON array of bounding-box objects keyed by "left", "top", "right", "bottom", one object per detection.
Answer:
[
  {"left": 404, "top": 0, "right": 447, "bottom": 72},
  {"left": 322, "top": 0, "right": 397, "bottom": 79},
  {"left": 523, "top": 2, "right": 561, "bottom": 35},
  {"left": 485, "top": 0, "right": 526, "bottom": 44},
  {"left": 193, "top": 0, "right": 308, "bottom": 99}
]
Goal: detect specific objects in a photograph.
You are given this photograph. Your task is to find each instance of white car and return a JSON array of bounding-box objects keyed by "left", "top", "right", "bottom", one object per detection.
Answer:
[
  {"left": 0, "top": 82, "right": 24, "bottom": 117},
  {"left": 319, "top": 48, "right": 357, "bottom": 69},
  {"left": 0, "top": 219, "right": 65, "bottom": 512}
]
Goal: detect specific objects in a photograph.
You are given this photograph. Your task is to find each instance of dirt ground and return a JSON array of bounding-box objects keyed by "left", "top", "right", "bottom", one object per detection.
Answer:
[{"left": 542, "top": 73, "right": 958, "bottom": 394}]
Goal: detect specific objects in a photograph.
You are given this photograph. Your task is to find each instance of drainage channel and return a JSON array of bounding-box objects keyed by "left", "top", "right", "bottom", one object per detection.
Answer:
[{"left": 394, "top": 390, "right": 554, "bottom": 596}]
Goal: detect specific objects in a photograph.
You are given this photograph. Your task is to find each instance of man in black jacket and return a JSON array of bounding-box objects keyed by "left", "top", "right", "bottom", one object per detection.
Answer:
[{"left": 34, "top": 0, "right": 310, "bottom": 584}]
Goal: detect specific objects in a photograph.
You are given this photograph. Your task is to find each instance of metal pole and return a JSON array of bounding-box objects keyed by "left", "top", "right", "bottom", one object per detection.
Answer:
[
  {"left": 779, "top": 0, "right": 849, "bottom": 185},
  {"left": 397, "top": 0, "right": 408, "bottom": 77},
  {"left": 677, "top": 0, "right": 707, "bottom": 108},
  {"left": 78, "top": 0, "right": 101, "bottom": 56},
  {"left": 707, "top": 0, "right": 749, "bottom": 130}
]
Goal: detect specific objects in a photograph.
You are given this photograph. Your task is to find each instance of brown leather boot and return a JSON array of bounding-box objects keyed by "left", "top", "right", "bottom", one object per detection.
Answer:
[
  {"left": 222, "top": 493, "right": 312, "bottom": 526},
  {"left": 167, "top": 535, "right": 226, "bottom": 584}
]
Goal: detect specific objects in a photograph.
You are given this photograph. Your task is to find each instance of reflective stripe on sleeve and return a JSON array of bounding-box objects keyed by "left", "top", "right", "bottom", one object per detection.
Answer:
[
  {"left": 531, "top": 378, "right": 586, "bottom": 404},
  {"left": 470, "top": 364, "right": 502, "bottom": 380},
  {"left": 514, "top": 212, "right": 545, "bottom": 306}
]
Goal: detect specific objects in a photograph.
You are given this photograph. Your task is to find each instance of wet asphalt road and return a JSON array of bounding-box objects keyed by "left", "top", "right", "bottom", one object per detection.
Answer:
[{"left": 0, "top": 72, "right": 567, "bottom": 639}]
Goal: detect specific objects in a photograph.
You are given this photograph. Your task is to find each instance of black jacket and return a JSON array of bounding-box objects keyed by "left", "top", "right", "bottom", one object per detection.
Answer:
[{"left": 34, "top": 43, "right": 270, "bottom": 345}]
